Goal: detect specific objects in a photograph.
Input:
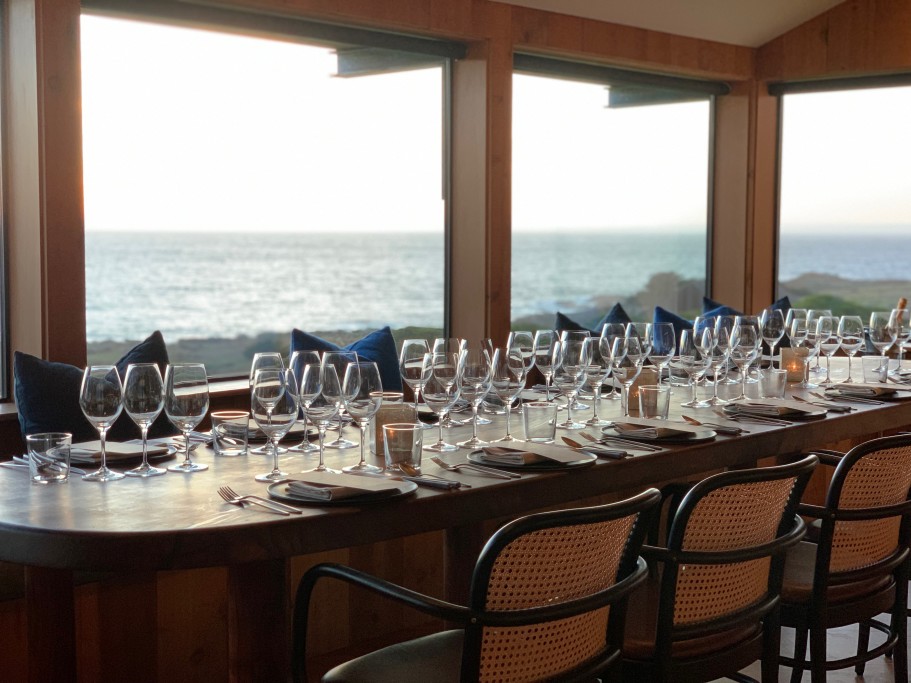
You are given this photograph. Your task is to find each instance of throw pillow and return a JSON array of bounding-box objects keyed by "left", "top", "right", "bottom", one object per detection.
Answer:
[
  {"left": 290, "top": 326, "right": 402, "bottom": 392},
  {"left": 554, "top": 302, "right": 632, "bottom": 334},
  {"left": 653, "top": 306, "right": 693, "bottom": 338}
]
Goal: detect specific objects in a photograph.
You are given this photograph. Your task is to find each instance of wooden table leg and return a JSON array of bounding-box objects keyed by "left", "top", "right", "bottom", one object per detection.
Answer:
[
  {"left": 444, "top": 524, "right": 486, "bottom": 606},
  {"left": 228, "top": 559, "right": 290, "bottom": 683},
  {"left": 25, "top": 566, "right": 76, "bottom": 683}
]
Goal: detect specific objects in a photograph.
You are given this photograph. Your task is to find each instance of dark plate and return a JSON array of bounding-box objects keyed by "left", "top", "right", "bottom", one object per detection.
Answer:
[
  {"left": 266, "top": 479, "right": 417, "bottom": 506},
  {"left": 601, "top": 426, "right": 716, "bottom": 444},
  {"left": 67, "top": 442, "right": 178, "bottom": 466},
  {"left": 467, "top": 450, "right": 596, "bottom": 471}
]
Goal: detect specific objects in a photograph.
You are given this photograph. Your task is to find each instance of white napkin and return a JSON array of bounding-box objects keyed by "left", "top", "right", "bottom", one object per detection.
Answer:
[
  {"left": 284, "top": 472, "right": 401, "bottom": 501},
  {"left": 480, "top": 446, "right": 583, "bottom": 466}
]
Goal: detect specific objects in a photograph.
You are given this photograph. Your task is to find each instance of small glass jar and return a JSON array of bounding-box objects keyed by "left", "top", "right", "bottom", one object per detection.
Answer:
[{"left": 368, "top": 392, "right": 417, "bottom": 454}]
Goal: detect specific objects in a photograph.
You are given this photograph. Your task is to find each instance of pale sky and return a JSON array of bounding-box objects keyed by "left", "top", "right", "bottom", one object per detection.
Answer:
[{"left": 81, "top": 14, "right": 911, "bottom": 235}]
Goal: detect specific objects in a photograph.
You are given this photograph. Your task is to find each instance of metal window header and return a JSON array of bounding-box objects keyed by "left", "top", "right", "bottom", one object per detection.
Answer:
[{"left": 768, "top": 72, "right": 911, "bottom": 96}]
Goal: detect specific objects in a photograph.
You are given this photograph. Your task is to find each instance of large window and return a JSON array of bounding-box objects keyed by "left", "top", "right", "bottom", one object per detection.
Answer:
[
  {"left": 778, "top": 84, "right": 911, "bottom": 316},
  {"left": 81, "top": 13, "right": 452, "bottom": 374},
  {"left": 511, "top": 60, "right": 714, "bottom": 330}
]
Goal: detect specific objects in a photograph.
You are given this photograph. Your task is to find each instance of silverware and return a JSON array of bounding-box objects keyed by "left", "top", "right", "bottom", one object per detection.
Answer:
[
  {"left": 581, "top": 431, "right": 662, "bottom": 452},
  {"left": 429, "top": 455, "right": 520, "bottom": 479},
  {"left": 400, "top": 464, "right": 469, "bottom": 488},
  {"left": 217, "top": 485, "right": 301, "bottom": 515},
  {"left": 790, "top": 394, "right": 853, "bottom": 412},
  {"left": 680, "top": 415, "right": 749, "bottom": 435},
  {"left": 713, "top": 408, "right": 791, "bottom": 426},
  {"left": 13, "top": 454, "right": 89, "bottom": 476},
  {"left": 561, "top": 436, "right": 630, "bottom": 459},
  {"left": 811, "top": 391, "right": 884, "bottom": 406}
]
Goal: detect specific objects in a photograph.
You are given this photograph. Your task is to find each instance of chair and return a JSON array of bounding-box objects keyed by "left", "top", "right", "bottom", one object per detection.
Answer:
[
  {"left": 779, "top": 433, "right": 911, "bottom": 683},
  {"left": 292, "top": 488, "right": 661, "bottom": 683},
  {"left": 621, "top": 455, "right": 817, "bottom": 683}
]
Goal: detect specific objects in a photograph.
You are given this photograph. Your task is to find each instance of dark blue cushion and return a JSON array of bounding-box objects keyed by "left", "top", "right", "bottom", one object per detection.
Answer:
[
  {"left": 555, "top": 303, "right": 632, "bottom": 335},
  {"left": 290, "top": 326, "right": 402, "bottom": 392},
  {"left": 14, "top": 331, "right": 177, "bottom": 442},
  {"left": 771, "top": 295, "right": 792, "bottom": 313},
  {"left": 653, "top": 306, "right": 693, "bottom": 339},
  {"left": 704, "top": 304, "right": 742, "bottom": 319}
]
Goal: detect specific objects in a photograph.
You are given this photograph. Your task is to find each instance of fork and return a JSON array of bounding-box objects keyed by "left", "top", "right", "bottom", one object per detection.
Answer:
[
  {"left": 680, "top": 415, "right": 748, "bottom": 435},
  {"left": 580, "top": 431, "right": 662, "bottom": 452},
  {"left": 429, "top": 456, "right": 520, "bottom": 479},
  {"left": 217, "top": 485, "right": 302, "bottom": 515}
]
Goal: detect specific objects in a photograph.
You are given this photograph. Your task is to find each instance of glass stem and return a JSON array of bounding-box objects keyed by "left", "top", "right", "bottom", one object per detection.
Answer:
[
  {"left": 566, "top": 392, "right": 574, "bottom": 424},
  {"left": 100, "top": 427, "right": 108, "bottom": 471},
  {"left": 471, "top": 402, "right": 479, "bottom": 440},
  {"left": 826, "top": 355, "right": 832, "bottom": 383},
  {"left": 741, "top": 366, "right": 748, "bottom": 399},
  {"left": 504, "top": 402, "right": 512, "bottom": 438},
  {"left": 359, "top": 424, "right": 368, "bottom": 466},
  {"left": 271, "top": 435, "right": 280, "bottom": 474},
  {"left": 771, "top": 342, "right": 778, "bottom": 370},
  {"left": 182, "top": 429, "right": 192, "bottom": 465},
  {"left": 318, "top": 427, "right": 326, "bottom": 468},
  {"left": 438, "top": 411, "right": 446, "bottom": 445},
  {"left": 545, "top": 376, "right": 551, "bottom": 401},
  {"left": 140, "top": 425, "right": 150, "bottom": 468},
  {"left": 690, "top": 374, "right": 698, "bottom": 404},
  {"left": 622, "top": 385, "right": 630, "bottom": 417},
  {"left": 593, "top": 385, "right": 602, "bottom": 420}
]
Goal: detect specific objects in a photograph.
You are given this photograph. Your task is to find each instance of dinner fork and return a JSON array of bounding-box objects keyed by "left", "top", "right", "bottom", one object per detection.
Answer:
[
  {"left": 217, "top": 485, "right": 301, "bottom": 515},
  {"left": 580, "top": 431, "right": 663, "bottom": 452},
  {"left": 429, "top": 456, "right": 520, "bottom": 479}
]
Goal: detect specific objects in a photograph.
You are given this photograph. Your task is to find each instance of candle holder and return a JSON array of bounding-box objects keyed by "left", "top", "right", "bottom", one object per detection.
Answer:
[{"left": 780, "top": 348, "right": 809, "bottom": 383}]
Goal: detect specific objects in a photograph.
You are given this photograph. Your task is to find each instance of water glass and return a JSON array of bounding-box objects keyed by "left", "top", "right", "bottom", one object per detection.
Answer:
[
  {"left": 26, "top": 432, "right": 72, "bottom": 484},
  {"left": 759, "top": 369, "right": 788, "bottom": 399},
  {"left": 383, "top": 423, "right": 423, "bottom": 474},
  {"left": 211, "top": 410, "right": 250, "bottom": 456},
  {"left": 522, "top": 401, "right": 557, "bottom": 443},
  {"left": 638, "top": 385, "right": 670, "bottom": 420},
  {"left": 79, "top": 365, "right": 125, "bottom": 482},
  {"left": 862, "top": 355, "right": 889, "bottom": 383}
]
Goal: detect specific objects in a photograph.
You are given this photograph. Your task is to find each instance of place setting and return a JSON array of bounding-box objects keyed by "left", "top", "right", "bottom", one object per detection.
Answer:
[{"left": 720, "top": 398, "right": 828, "bottom": 423}]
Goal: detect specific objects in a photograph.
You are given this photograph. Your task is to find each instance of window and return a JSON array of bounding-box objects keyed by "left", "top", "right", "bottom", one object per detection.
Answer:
[
  {"left": 81, "top": 11, "right": 456, "bottom": 374},
  {"left": 511, "top": 57, "right": 717, "bottom": 330},
  {"left": 777, "top": 83, "right": 911, "bottom": 316}
]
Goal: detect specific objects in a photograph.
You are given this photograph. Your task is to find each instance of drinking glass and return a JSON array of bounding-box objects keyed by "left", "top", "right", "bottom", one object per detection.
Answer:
[
  {"left": 79, "top": 365, "right": 125, "bottom": 482},
  {"left": 869, "top": 311, "right": 897, "bottom": 356},
  {"left": 816, "top": 315, "right": 840, "bottom": 386},
  {"left": 399, "top": 339, "right": 431, "bottom": 427},
  {"left": 288, "top": 350, "right": 321, "bottom": 453},
  {"left": 584, "top": 339, "right": 611, "bottom": 426},
  {"left": 423, "top": 354, "right": 461, "bottom": 452},
  {"left": 729, "top": 323, "right": 761, "bottom": 401},
  {"left": 342, "top": 362, "right": 384, "bottom": 473},
  {"left": 837, "top": 315, "right": 864, "bottom": 383},
  {"left": 532, "top": 330, "right": 557, "bottom": 400},
  {"left": 713, "top": 315, "right": 738, "bottom": 385},
  {"left": 559, "top": 331, "right": 591, "bottom": 411},
  {"left": 890, "top": 308, "right": 910, "bottom": 372},
  {"left": 491, "top": 347, "right": 525, "bottom": 442},
  {"left": 700, "top": 326, "right": 729, "bottom": 406},
  {"left": 301, "top": 363, "right": 341, "bottom": 472},
  {"left": 248, "top": 352, "right": 285, "bottom": 455},
  {"left": 674, "top": 329, "right": 710, "bottom": 408},
  {"left": 785, "top": 308, "right": 807, "bottom": 350},
  {"left": 599, "top": 323, "right": 625, "bottom": 400},
  {"left": 806, "top": 309, "right": 832, "bottom": 374},
  {"left": 433, "top": 338, "right": 468, "bottom": 427},
  {"left": 164, "top": 363, "right": 209, "bottom": 473},
  {"left": 553, "top": 338, "right": 591, "bottom": 429},
  {"left": 506, "top": 330, "right": 535, "bottom": 379},
  {"left": 649, "top": 322, "right": 676, "bottom": 385},
  {"left": 252, "top": 369, "right": 298, "bottom": 482},
  {"left": 760, "top": 307, "right": 786, "bottom": 369},
  {"left": 122, "top": 363, "right": 166, "bottom": 478},
  {"left": 790, "top": 319, "right": 821, "bottom": 389},
  {"left": 456, "top": 348, "right": 492, "bottom": 449},
  {"left": 322, "top": 351, "right": 359, "bottom": 449},
  {"left": 609, "top": 336, "right": 643, "bottom": 418}
]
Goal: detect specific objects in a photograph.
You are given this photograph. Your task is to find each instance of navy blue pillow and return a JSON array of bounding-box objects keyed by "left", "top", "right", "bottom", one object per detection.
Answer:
[
  {"left": 14, "top": 331, "right": 177, "bottom": 442},
  {"left": 554, "top": 303, "right": 632, "bottom": 335},
  {"left": 290, "top": 326, "right": 402, "bottom": 392},
  {"left": 653, "top": 306, "right": 693, "bottom": 339}
]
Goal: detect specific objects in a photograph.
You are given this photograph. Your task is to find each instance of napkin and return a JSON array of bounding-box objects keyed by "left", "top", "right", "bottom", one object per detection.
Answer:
[
  {"left": 724, "top": 401, "right": 812, "bottom": 417},
  {"left": 401, "top": 475, "right": 461, "bottom": 490},
  {"left": 613, "top": 422, "right": 693, "bottom": 440},
  {"left": 827, "top": 383, "right": 897, "bottom": 398},
  {"left": 285, "top": 474, "right": 400, "bottom": 501},
  {"left": 480, "top": 446, "right": 581, "bottom": 465},
  {"left": 70, "top": 441, "right": 170, "bottom": 463}
]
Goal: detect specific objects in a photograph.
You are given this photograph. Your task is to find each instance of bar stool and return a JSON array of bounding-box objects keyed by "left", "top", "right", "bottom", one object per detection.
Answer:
[{"left": 292, "top": 488, "right": 661, "bottom": 683}]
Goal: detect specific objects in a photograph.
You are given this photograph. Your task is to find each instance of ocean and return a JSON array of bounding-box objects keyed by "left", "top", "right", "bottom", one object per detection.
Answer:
[{"left": 85, "top": 230, "right": 910, "bottom": 343}]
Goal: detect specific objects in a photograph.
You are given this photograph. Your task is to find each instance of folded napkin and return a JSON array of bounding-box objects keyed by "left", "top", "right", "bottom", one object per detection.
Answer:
[
  {"left": 401, "top": 475, "right": 461, "bottom": 490},
  {"left": 70, "top": 441, "right": 170, "bottom": 463},
  {"left": 480, "top": 446, "right": 582, "bottom": 465},
  {"left": 827, "top": 383, "right": 897, "bottom": 397},
  {"left": 724, "top": 401, "right": 811, "bottom": 418},
  {"left": 285, "top": 474, "right": 400, "bottom": 501},
  {"left": 613, "top": 421, "right": 693, "bottom": 440}
]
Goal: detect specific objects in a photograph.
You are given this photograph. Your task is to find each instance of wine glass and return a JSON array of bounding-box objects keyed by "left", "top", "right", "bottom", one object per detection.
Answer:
[
  {"left": 491, "top": 347, "right": 525, "bottom": 442},
  {"left": 248, "top": 352, "right": 285, "bottom": 455},
  {"left": 79, "top": 365, "right": 125, "bottom": 482},
  {"left": 674, "top": 329, "right": 710, "bottom": 408},
  {"left": 122, "top": 363, "right": 166, "bottom": 478},
  {"left": 399, "top": 339, "right": 432, "bottom": 428},
  {"left": 785, "top": 308, "right": 807, "bottom": 350},
  {"left": 533, "top": 330, "right": 557, "bottom": 401},
  {"left": 890, "top": 308, "right": 910, "bottom": 372},
  {"left": 342, "top": 362, "right": 384, "bottom": 473},
  {"left": 322, "top": 351, "right": 359, "bottom": 449},
  {"left": 790, "top": 319, "right": 820, "bottom": 389},
  {"left": 300, "top": 363, "right": 340, "bottom": 473},
  {"left": 806, "top": 309, "right": 832, "bottom": 374},
  {"left": 599, "top": 323, "right": 626, "bottom": 401},
  {"left": 760, "top": 307, "right": 786, "bottom": 370},
  {"left": 423, "top": 352, "right": 462, "bottom": 452},
  {"left": 456, "top": 348, "right": 492, "bottom": 449},
  {"left": 713, "top": 316, "right": 737, "bottom": 385},
  {"left": 584, "top": 339, "right": 611, "bottom": 427},
  {"left": 559, "top": 331, "right": 591, "bottom": 411},
  {"left": 288, "top": 350, "right": 321, "bottom": 453},
  {"left": 609, "top": 336, "right": 643, "bottom": 418},
  {"left": 433, "top": 338, "right": 467, "bottom": 427},
  {"left": 729, "top": 323, "right": 761, "bottom": 401},
  {"left": 701, "top": 326, "right": 729, "bottom": 406},
  {"left": 649, "top": 322, "right": 676, "bottom": 385},
  {"left": 252, "top": 369, "right": 298, "bottom": 482},
  {"left": 553, "top": 337, "right": 591, "bottom": 429},
  {"left": 869, "top": 311, "right": 897, "bottom": 356},
  {"left": 816, "top": 316, "right": 840, "bottom": 386},
  {"left": 837, "top": 315, "right": 864, "bottom": 383},
  {"left": 164, "top": 363, "right": 209, "bottom": 473},
  {"left": 506, "top": 330, "right": 535, "bottom": 389}
]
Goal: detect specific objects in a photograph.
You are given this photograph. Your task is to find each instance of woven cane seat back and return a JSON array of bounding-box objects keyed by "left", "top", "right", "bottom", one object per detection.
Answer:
[
  {"left": 673, "top": 476, "right": 797, "bottom": 626},
  {"left": 830, "top": 444, "right": 911, "bottom": 573},
  {"left": 477, "top": 515, "right": 636, "bottom": 682}
]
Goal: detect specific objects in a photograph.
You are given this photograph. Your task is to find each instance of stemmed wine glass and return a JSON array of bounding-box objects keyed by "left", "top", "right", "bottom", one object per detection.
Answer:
[
  {"left": 456, "top": 348, "right": 492, "bottom": 449},
  {"left": 122, "top": 363, "right": 166, "bottom": 478},
  {"left": 553, "top": 337, "right": 591, "bottom": 430},
  {"left": 506, "top": 330, "right": 535, "bottom": 390},
  {"left": 79, "top": 365, "right": 125, "bottom": 482},
  {"left": 300, "top": 363, "right": 341, "bottom": 473},
  {"left": 713, "top": 316, "right": 737, "bottom": 385},
  {"left": 785, "top": 308, "right": 807, "bottom": 349},
  {"left": 584, "top": 339, "right": 611, "bottom": 426},
  {"left": 164, "top": 363, "right": 209, "bottom": 473},
  {"left": 609, "top": 336, "right": 643, "bottom": 418},
  {"left": 816, "top": 316, "right": 840, "bottom": 386},
  {"left": 342, "top": 361, "right": 384, "bottom": 473},
  {"left": 837, "top": 316, "right": 864, "bottom": 383},
  {"left": 869, "top": 311, "right": 897, "bottom": 356},
  {"left": 491, "top": 347, "right": 525, "bottom": 442},
  {"left": 288, "top": 350, "right": 321, "bottom": 453},
  {"left": 248, "top": 352, "right": 285, "bottom": 455},
  {"left": 790, "top": 319, "right": 820, "bottom": 389},
  {"left": 599, "top": 323, "right": 625, "bottom": 401},
  {"left": 252, "top": 369, "right": 299, "bottom": 482},
  {"left": 699, "top": 326, "right": 729, "bottom": 406},
  {"left": 890, "top": 308, "right": 910, "bottom": 373},
  {"left": 729, "top": 323, "right": 761, "bottom": 401},
  {"left": 423, "top": 352, "right": 462, "bottom": 452},
  {"left": 760, "top": 307, "right": 786, "bottom": 370},
  {"left": 806, "top": 309, "right": 832, "bottom": 374},
  {"left": 649, "top": 322, "right": 676, "bottom": 385},
  {"left": 433, "top": 338, "right": 467, "bottom": 427},
  {"left": 532, "top": 330, "right": 557, "bottom": 401},
  {"left": 399, "top": 339, "right": 432, "bottom": 428},
  {"left": 674, "top": 329, "right": 710, "bottom": 408},
  {"left": 323, "top": 351, "right": 359, "bottom": 450}
]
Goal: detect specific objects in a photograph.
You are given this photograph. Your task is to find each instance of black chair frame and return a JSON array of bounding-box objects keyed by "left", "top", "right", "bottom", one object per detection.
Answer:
[{"left": 292, "top": 488, "right": 661, "bottom": 683}]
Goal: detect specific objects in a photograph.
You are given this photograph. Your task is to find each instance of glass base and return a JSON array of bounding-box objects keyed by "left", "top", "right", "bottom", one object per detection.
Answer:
[
  {"left": 83, "top": 466, "right": 125, "bottom": 482},
  {"left": 475, "top": 416, "right": 492, "bottom": 426},
  {"left": 255, "top": 470, "right": 288, "bottom": 482},
  {"left": 457, "top": 437, "right": 488, "bottom": 449},
  {"left": 571, "top": 401, "right": 590, "bottom": 410},
  {"left": 556, "top": 420, "right": 585, "bottom": 430},
  {"left": 797, "top": 380, "right": 819, "bottom": 389},
  {"left": 709, "top": 396, "right": 730, "bottom": 406},
  {"left": 250, "top": 445, "right": 289, "bottom": 455},
  {"left": 303, "top": 464, "right": 339, "bottom": 473},
  {"left": 124, "top": 464, "right": 167, "bottom": 478},
  {"left": 167, "top": 461, "right": 209, "bottom": 473},
  {"left": 325, "top": 438, "right": 358, "bottom": 450},
  {"left": 584, "top": 417, "right": 611, "bottom": 427},
  {"left": 425, "top": 441, "right": 460, "bottom": 452},
  {"left": 681, "top": 398, "right": 712, "bottom": 408},
  {"left": 289, "top": 441, "right": 319, "bottom": 453},
  {"left": 493, "top": 434, "right": 520, "bottom": 443},
  {"left": 342, "top": 462, "right": 383, "bottom": 473}
]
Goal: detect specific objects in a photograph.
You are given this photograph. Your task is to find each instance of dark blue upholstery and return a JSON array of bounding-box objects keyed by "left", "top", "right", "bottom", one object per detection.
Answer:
[
  {"left": 14, "top": 331, "right": 177, "bottom": 441},
  {"left": 290, "top": 326, "right": 402, "bottom": 392},
  {"left": 554, "top": 303, "right": 632, "bottom": 335},
  {"left": 653, "top": 306, "right": 693, "bottom": 339}
]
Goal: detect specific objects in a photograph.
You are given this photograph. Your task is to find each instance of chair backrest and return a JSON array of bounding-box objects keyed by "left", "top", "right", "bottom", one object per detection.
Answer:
[
  {"left": 820, "top": 433, "right": 911, "bottom": 575},
  {"left": 461, "top": 488, "right": 660, "bottom": 683},
  {"left": 656, "top": 455, "right": 816, "bottom": 648}
]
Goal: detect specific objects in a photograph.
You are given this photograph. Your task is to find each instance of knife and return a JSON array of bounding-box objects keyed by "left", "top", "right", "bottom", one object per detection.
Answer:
[{"left": 561, "top": 436, "right": 630, "bottom": 460}]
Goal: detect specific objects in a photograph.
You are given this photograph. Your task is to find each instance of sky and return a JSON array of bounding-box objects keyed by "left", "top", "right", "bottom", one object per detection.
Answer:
[{"left": 81, "top": 14, "right": 911, "bottom": 235}]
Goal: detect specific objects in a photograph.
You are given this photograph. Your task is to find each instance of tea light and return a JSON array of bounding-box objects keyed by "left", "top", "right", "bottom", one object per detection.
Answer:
[
  {"left": 628, "top": 368, "right": 658, "bottom": 416},
  {"left": 780, "top": 348, "right": 808, "bottom": 383}
]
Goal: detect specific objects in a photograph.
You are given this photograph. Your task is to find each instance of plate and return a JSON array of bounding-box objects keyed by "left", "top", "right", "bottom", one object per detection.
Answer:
[
  {"left": 67, "top": 442, "right": 178, "bottom": 465},
  {"left": 467, "top": 450, "right": 596, "bottom": 471},
  {"left": 266, "top": 479, "right": 417, "bottom": 506},
  {"left": 247, "top": 421, "right": 316, "bottom": 443},
  {"left": 601, "top": 426, "right": 716, "bottom": 444}
]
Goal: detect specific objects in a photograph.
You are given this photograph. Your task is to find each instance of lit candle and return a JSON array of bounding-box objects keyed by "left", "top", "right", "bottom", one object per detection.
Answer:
[
  {"left": 780, "top": 348, "right": 809, "bottom": 383},
  {"left": 628, "top": 367, "right": 658, "bottom": 416}
]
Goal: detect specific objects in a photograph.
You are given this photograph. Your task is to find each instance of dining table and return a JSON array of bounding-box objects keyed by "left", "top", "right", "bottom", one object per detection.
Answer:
[{"left": 1, "top": 358, "right": 909, "bottom": 682}]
